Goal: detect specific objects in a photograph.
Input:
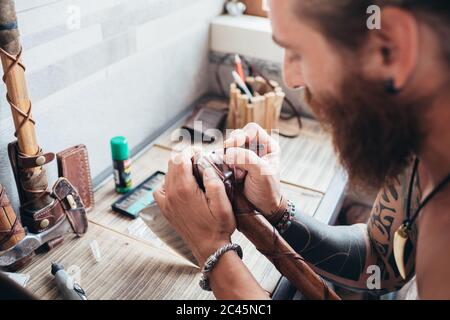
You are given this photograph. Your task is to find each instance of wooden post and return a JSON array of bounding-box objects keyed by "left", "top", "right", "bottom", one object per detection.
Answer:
[
  {"left": 1, "top": 50, "right": 39, "bottom": 157},
  {"left": 0, "top": 0, "right": 50, "bottom": 209},
  {"left": 0, "top": 0, "right": 39, "bottom": 161}
]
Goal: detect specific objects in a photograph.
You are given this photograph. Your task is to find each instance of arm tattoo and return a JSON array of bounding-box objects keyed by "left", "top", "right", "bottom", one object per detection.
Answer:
[
  {"left": 282, "top": 166, "right": 420, "bottom": 293},
  {"left": 282, "top": 213, "right": 372, "bottom": 291},
  {"left": 283, "top": 214, "right": 367, "bottom": 282},
  {"left": 367, "top": 172, "right": 420, "bottom": 291}
]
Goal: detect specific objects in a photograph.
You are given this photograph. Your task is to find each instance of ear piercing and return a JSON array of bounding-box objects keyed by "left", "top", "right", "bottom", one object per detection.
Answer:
[{"left": 384, "top": 78, "right": 401, "bottom": 95}]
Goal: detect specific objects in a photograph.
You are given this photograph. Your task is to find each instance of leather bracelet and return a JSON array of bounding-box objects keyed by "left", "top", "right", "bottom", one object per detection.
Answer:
[
  {"left": 199, "top": 243, "right": 243, "bottom": 291},
  {"left": 269, "top": 196, "right": 288, "bottom": 225}
]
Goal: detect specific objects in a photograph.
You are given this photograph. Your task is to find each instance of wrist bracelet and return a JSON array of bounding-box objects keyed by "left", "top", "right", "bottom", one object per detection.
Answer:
[
  {"left": 199, "top": 243, "right": 243, "bottom": 291},
  {"left": 269, "top": 196, "right": 288, "bottom": 225},
  {"left": 275, "top": 200, "right": 296, "bottom": 234}
]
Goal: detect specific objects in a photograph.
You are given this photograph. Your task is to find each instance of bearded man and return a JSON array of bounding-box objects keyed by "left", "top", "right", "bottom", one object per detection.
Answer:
[{"left": 154, "top": 0, "right": 450, "bottom": 300}]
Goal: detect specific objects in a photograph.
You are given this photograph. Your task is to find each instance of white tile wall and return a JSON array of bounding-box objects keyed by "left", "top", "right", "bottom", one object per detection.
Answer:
[{"left": 23, "top": 24, "right": 103, "bottom": 73}]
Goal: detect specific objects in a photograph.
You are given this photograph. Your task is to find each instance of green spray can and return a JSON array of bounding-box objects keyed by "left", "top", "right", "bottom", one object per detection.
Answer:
[{"left": 110, "top": 136, "right": 132, "bottom": 193}]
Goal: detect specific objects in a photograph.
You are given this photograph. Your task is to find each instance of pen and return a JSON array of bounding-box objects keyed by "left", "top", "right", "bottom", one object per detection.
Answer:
[
  {"left": 232, "top": 70, "right": 254, "bottom": 100},
  {"left": 51, "top": 263, "right": 88, "bottom": 300},
  {"left": 234, "top": 54, "right": 246, "bottom": 81}
]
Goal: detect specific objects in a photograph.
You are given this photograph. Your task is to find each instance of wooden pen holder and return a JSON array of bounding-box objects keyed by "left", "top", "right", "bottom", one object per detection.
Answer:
[
  {"left": 241, "top": 0, "right": 269, "bottom": 17},
  {"left": 227, "top": 76, "right": 285, "bottom": 132}
]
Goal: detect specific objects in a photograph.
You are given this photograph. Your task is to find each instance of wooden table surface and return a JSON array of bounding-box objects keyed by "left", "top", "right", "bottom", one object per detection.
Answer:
[{"left": 19, "top": 114, "right": 343, "bottom": 300}]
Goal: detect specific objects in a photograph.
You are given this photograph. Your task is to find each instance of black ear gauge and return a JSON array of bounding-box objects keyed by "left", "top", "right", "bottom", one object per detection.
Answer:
[{"left": 384, "top": 78, "right": 401, "bottom": 95}]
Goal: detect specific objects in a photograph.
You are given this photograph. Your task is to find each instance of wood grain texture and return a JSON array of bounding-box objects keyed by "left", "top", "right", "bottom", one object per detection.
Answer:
[
  {"left": 21, "top": 224, "right": 214, "bottom": 300},
  {"left": 0, "top": 52, "right": 38, "bottom": 156}
]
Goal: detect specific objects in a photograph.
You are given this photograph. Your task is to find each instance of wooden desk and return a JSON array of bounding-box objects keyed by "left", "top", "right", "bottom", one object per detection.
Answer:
[{"left": 19, "top": 115, "right": 346, "bottom": 300}]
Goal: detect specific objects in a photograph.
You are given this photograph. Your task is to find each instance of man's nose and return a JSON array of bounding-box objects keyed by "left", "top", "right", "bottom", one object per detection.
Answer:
[{"left": 283, "top": 52, "right": 305, "bottom": 89}]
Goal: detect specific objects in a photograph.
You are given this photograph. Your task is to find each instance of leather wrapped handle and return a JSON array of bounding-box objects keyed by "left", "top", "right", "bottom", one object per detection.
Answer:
[
  {"left": 0, "top": 0, "right": 20, "bottom": 55},
  {"left": 234, "top": 195, "right": 340, "bottom": 300},
  {"left": 0, "top": 184, "right": 25, "bottom": 251}
]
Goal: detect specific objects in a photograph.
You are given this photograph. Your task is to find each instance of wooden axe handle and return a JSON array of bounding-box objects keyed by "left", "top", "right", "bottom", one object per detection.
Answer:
[
  {"left": 0, "top": 0, "right": 39, "bottom": 166},
  {"left": 236, "top": 212, "right": 340, "bottom": 300}
]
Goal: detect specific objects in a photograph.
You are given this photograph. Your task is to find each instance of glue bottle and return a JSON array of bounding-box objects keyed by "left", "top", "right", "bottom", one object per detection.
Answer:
[{"left": 110, "top": 136, "right": 132, "bottom": 193}]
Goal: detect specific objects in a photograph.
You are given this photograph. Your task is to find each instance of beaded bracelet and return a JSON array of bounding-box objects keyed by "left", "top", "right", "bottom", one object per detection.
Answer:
[
  {"left": 199, "top": 243, "right": 243, "bottom": 291},
  {"left": 275, "top": 200, "right": 296, "bottom": 234}
]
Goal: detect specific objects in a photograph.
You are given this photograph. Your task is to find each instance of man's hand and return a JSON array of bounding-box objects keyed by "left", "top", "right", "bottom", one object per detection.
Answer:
[
  {"left": 153, "top": 149, "right": 236, "bottom": 267},
  {"left": 224, "top": 123, "right": 282, "bottom": 217}
]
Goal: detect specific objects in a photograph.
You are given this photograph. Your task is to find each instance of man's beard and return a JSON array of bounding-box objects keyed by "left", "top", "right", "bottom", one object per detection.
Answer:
[{"left": 304, "top": 73, "right": 424, "bottom": 190}]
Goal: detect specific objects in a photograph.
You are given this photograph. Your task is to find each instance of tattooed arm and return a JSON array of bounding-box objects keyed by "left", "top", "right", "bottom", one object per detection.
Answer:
[{"left": 282, "top": 173, "right": 418, "bottom": 294}]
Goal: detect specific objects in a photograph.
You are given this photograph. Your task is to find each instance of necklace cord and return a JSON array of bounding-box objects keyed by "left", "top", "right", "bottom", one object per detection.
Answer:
[
  {"left": 405, "top": 158, "right": 420, "bottom": 228},
  {"left": 406, "top": 158, "right": 450, "bottom": 230}
]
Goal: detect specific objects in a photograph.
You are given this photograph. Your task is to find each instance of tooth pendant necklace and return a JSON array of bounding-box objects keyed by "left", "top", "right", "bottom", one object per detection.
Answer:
[{"left": 394, "top": 158, "right": 450, "bottom": 279}]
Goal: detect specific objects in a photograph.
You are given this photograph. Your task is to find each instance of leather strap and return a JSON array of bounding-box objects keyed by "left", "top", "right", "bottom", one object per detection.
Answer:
[
  {"left": 0, "top": 47, "right": 35, "bottom": 137},
  {"left": 268, "top": 196, "right": 288, "bottom": 225},
  {"left": 0, "top": 185, "right": 10, "bottom": 207},
  {"left": 52, "top": 178, "right": 88, "bottom": 236},
  {"left": 0, "top": 217, "right": 21, "bottom": 248},
  {"left": 21, "top": 178, "right": 88, "bottom": 236},
  {"left": 8, "top": 141, "right": 50, "bottom": 208},
  {"left": 18, "top": 150, "right": 55, "bottom": 169},
  {"left": 21, "top": 197, "right": 64, "bottom": 234}
]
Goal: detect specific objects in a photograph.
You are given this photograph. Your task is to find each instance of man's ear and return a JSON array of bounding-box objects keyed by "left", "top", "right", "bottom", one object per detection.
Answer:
[{"left": 363, "top": 7, "right": 419, "bottom": 89}]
